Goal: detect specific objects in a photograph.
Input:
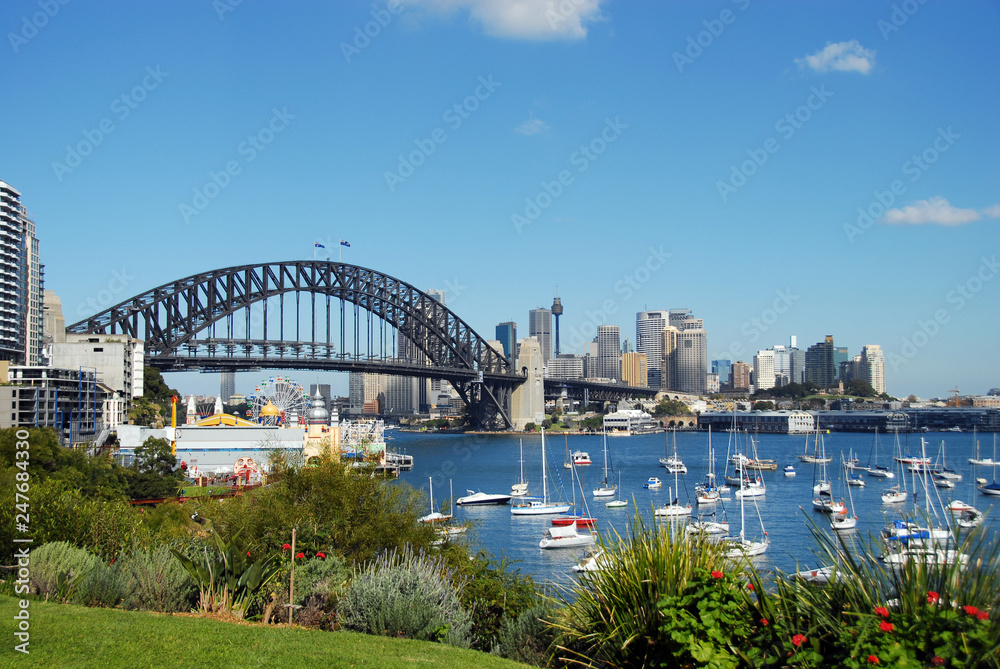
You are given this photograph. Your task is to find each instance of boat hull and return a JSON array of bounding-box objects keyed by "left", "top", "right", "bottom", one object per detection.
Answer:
[{"left": 511, "top": 503, "right": 572, "bottom": 516}]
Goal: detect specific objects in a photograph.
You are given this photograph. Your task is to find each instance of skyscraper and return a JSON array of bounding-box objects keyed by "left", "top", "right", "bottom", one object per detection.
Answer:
[
  {"left": 0, "top": 180, "right": 43, "bottom": 365},
  {"left": 753, "top": 349, "right": 776, "bottom": 391},
  {"left": 597, "top": 325, "right": 621, "bottom": 381},
  {"left": 833, "top": 346, "right": 849, "bottom": 381},
  {"left": 711, "top": 359, "right": 732, "bottom": 387},
  {"left": 220, "top": 371, "right": 235, "bottom": 403},
  {"left": 636, "top": 310, "right": 669, "bottom": 388},
  {"left": 621, "top": 352, "right": 648, "bottom": 387},
  {"left": 670, "top": 310, "right": 707, "bottom": 394},
  {"left": 861, "top": 344, "right": 886, "bottom": 394},
  {"left": 529, "top": 308, "right": 552, "bottom": 363},
  {"left": 661, "top": 325, "right": 679, "bottom": 390},
  {"left": 805, "top": 335, "right": 837, "bottom": 389},
  {"left": 731, "top": 361, "right": 752, "bottom": 390},
  {"left": 495, "top": 321, "right": 517, "bottom": 367}
]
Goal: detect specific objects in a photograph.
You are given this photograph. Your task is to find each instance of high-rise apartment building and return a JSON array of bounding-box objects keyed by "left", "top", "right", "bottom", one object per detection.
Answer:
[
  {"left": 861, "top": 344, "right": 886, "bottom": 394},
  {"left": 621, "top": 352, "right": 648, "bottom": 388},
  {"left": 529, "top": 308, "right": 552, "bottom": 363},
  {"left": 805, "top": 335, "right": 837, "bottom": 389},
  {"left": 0, "top": 180, "right": 44, "bottom": 365},
  {"left": 753, "top": 349, "right": 776, "bottom": 391},
  {"left": 597, "top": 325, "right": 621, "bottom": 381},
  {"left": 731, "top": 361, "right": 752, "bottom": 391},
  {"left": 220, "top": 371, "right": 236, "bottom": 403},
  {"left": 636, "top": 310, "right": 669, "bottom": 388}
]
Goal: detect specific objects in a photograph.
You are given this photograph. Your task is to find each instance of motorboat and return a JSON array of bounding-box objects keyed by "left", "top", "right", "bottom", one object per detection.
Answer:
[
  {"left": 571, "top": 549, "right": 609, "bottom": 572},
  {"left": 571, "top": 451, "right": 592, "bottom": 465},
  {"left": 783, "top": 465, "right": 796, "bottom": 477},
  {"left": 456, "top": 490, "right": 512, "bottom": 506},
  {"left": 552, "top": 515, "right": 596, "bottom": 527},
  {"left": 539, "top": 521, "right": 595, "bottom": 549},
  {"left": 846, "top": 474, "right": 866, "bottom": 487},
  {"left": 644, "top": 477, "right": 662, "bottom": 489}
]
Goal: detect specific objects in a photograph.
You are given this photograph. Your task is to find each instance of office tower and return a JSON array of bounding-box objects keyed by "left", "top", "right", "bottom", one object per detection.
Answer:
[
  {"left": 675, "top": 327, "right": 708, "bottom": 394},
  {"left": 861, "top": 345, "right": 886, "bottom": 394},
  {"left": 636, "top": 310, "right": 669, "bottom": 389},
  {"left": 790, "top": 346, "right": 806, "bottom": 385},
  {"left": 551, "top": 296, "right": 563, "bottom": 356},
  {"left": 426, "top": 288, "right": 446, "bottom": 304},
  {"left": 661, "top": 325, "right": 679, "bottom": 390},
  {"left": 547, "top": 354, "right": 584, "bottom": 380},
  {"left": 833, "top": 346, "right": 849, "bottom": 381},
  {"left": 597, "top": 325, "right": 621, "bottom": 381},
  {"left": 582, "top": 340, "right": 599, "bottom": 379},
  {"left": 0, "top": 180, "right": 44, "bottom": 365},
  {"left": 220, "top": 371, "right": 236, "bottom": 404},
  {"left": 621, "top": 352, "right": 648, "bottom": 387},
  {"left": 711, "top": 359, "right": 732, "bottom": 387},
  {"left": 771, "top": 345, "right": 789, "bottom": 387},
  {"left": 753, "top": 349, "right": 776, "bottom": 391},
  {"left": 384, "top": 375, "right": 419, "bottom": 415},
  {"left": 731, "top": 361, "right": 752, "bottom": 391},
  {"left": 495, "top": 321, "right": 517, "bottom": 367},
  {"left": 621, "top": 338, "right": 633, "bottom": 354},
  {"left": 805, "top": 335, "right": 837, "bottom": 389},
  {"left": 529, "top": 308, "right": 552, "bottom": 363},
  {"left": 348, "top": 371, "right": 385, "bottom": 414},
  {"left": 669, "top": 309, "right": 703, "bottom": 331}
]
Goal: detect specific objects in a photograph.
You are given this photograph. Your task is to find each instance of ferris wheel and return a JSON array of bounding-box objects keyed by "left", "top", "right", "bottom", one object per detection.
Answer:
[{"left": 248, "top": 376, "right": 308, "bottom": 424}]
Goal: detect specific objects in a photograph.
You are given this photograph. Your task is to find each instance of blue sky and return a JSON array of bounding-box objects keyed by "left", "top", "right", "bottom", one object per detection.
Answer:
[{"left": 2, "top": 0, "right": 998, "bottom": 399}]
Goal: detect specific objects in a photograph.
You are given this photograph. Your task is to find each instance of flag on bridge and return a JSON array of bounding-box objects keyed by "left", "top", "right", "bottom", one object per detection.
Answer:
[
  {"left": 340, "top": 240, "right": 350, "bottom": 247},
  {"left": 314, "top": 242, "right": 325, "bottom": 248}
]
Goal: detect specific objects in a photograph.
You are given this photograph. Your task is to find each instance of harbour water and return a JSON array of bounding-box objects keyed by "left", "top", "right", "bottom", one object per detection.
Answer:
[{"left": 390, "top": 429, "right": 1000, "bottom": 587}]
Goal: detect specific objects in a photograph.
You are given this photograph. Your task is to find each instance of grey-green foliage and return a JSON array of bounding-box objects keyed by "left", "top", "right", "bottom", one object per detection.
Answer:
[
  {"left": 283, "top": 554, "right": 349, "bottom": 606},
  {"left": 495, "top": 604, "right": 554, "bottom": 666},
  {"left": 29, "top": 541, "right": 101, "bottom": 601},
  {"left": 118, "top": 544, "right": 196, "bottom": 612},
  {"left": 337, "top": 545, "right": 472, "bottom": 647}
]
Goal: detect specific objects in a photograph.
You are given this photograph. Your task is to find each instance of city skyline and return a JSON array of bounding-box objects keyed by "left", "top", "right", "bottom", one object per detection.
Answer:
[{"left": 2, "top": 1, "right": 997, "bottom": 400}]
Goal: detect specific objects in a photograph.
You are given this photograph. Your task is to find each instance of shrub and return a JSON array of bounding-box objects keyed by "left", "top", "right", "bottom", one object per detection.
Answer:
[
  {"left": 337, "top": 545, "right": 472, "bottom": 647},
  {"left": 495, "top": 603, "right": 555, "bottom": 666},
  {"left": 75, "top": 560, "right": 126, "bottom": 608},
  {"left": 118, "top": 544, "right": 196, "bottom": 612},
  {"left": 29, "top": 541, "right": 101, "bottom": 602}
]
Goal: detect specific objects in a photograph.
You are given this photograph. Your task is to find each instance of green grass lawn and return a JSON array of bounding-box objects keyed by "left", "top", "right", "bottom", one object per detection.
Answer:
[{"left": 0, "top": 596, "right": 533, "bottom": 669}]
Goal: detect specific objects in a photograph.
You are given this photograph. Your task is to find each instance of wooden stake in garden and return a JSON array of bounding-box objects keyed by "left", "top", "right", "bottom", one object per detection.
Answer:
[{"left": 289, "top": 528, "right": 296, "bottom": 626}]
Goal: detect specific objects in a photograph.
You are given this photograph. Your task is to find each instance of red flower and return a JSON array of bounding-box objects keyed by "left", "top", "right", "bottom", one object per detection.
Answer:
[
  {"left": 927, "top": 591, "right": 940, "bottom": 604},
  {"left": 791, "top": 634, "right": 807, "bottom": 647},
  {"left": 867, "top": 655, "right": 880, "bottom": 664},
  {"left": 246, "top": 551, "right": 251, "bottom": 557},
  {"left": 282, "top": 543, "right": 291, "bottom": 550},
  {"left": 760, "top": 618, "right": 769, "bottom": 626},
  {"left": 874, "top": 606, "right": 890, "bottom": 618},
  {"left": 931, "top": 658, "right": 945, "bottom": 666},
  {"left": 316, "top": 551, "right": 326, "bottom": 559},
  {"left": 711, "top": 570, "right": 724, "bottom": 579},
  {"left": 878, "top": 621, "right": 894, "bottom": 633},
  {"left": 295, "top": 552, "right": 305, "bottom": 559},
  {"left": 977, "top": 610, "right": 989, "bottom": 620},
  {"left": 964, "top": 605, "right": 980, "bottom": 617},
  {"left": 746, "top": 583, "right": 754, "bottom": 591}
]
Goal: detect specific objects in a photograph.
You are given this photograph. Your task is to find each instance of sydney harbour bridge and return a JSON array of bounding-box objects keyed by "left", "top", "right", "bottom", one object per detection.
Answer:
[{"left": 66, "top": 261, "right": 655, "bottom": 429}]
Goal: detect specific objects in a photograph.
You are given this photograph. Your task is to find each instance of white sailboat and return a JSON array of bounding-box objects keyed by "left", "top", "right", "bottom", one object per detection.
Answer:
[
  {"left": 968, "top": 429, "right": 998, "bottom": 466},
  {"left": 605, "top": 472, "right": 628, "bottom": 508},
  {"left": 881, "top": 429, "right": 909, "bottom": 504},
  {"left": 511, "top": 438, "right": 529, "bottom": 497},
  {"left": 540, "top": 464, "right": 595, "bottom": 549},
  {"left": 511, "top": 429, "right": 573, "bottom": 516},
  {"left": 722, "top": 461, "right": 769, "bottom": 558},
  {"left": 799, "top": 426, "right": 832, "bottom": 464},
  {"left": 592, "top": 429, "right": 617, "bottom": 497},
  {"left": 659, "top": 428, "right": 687, "bottom": 473},
  {"left": 418, "top": 477, "right": 453, "bottom": 524},
  {"left": 812, "top": 435, "right": 844, "bottom": 513},
  {"left": 655, "top": 450, "right": 692, "bottom": 518},
  {"left": 830, "top": 452, "right": 858, "bottom": 531},
  {"left": 696, "top": 426, "right": 728, "bottom": 504},
  {"left": 867, "top": 429, "right": 895, "bottom": 479}
]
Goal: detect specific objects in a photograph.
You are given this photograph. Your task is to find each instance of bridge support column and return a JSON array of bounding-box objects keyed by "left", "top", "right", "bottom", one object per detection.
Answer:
[{"left": 511, "top": 338, "right": 544, "bottom": 430}]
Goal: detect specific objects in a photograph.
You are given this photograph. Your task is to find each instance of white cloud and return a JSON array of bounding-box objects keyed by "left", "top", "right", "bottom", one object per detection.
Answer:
[
  {"left": 398, "top": 0, "right": 606, "bottom": 40},
  {"left": 514, "top": 116, "right": 550, "bottom": 135},
  {"left": 882, "top": 197, "right": 998, "bottom": 226},
  {"left": 795, "top": 40, "right": 875, "bottom": 74}
]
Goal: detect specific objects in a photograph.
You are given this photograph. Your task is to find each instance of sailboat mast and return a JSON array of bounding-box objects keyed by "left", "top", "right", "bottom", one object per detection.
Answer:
[{"left": 542, "top": 429, "right": 548, "bottom": 504}]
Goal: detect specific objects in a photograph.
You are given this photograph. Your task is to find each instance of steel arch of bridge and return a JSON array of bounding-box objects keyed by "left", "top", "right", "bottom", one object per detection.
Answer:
[{"left": 66, "top": 261, "right": 521, "bottom": 429}]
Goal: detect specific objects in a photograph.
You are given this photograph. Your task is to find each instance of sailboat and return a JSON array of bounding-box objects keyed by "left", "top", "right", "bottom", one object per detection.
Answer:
[
  {"left": 659, "top": 429, "right": 687, "bottom": 473},
  {"left": 968, "top": 429, "right": 998, "bottom": 466},
  {"left": 592, "top": 428, "right": 617, "bottom": 497},
  {"left": 511, "top": 439, "right": 529, "bottom": 497},
  {"left": 540, "top": 464, "right": 596, "bottom": 549},
  {"left": 799, "top": 426, "right": 832, "bottom": 464},
  {"left": 978, "top": 435, "right": 1000, "bottom": 496},
  {"left": 554, "top": 459, "right": 597, "bottom": 526},
  {"left": 722, "top": 460, "right": 769, "bottom": 558},
  {"left": 881, "top": 429, "right": 909, "bottom": 504},
  {"left": 511, "top": 429, "right": 573, "bottom": 516},
  {"left": 930, "top": 440, "right": 961, "bottom": 482},
  {"left": 867, "top": 428, "right": 895, "bottom": 479},
  {"left": 696, "top": 426, "right": 728, "bottom": 504},
  {"left": 418, "top": 477, "right": 453, "bottom": 524},
  {"left": 812, "top": 432, "right": 844, "bottom": 513},
  {"left": 431, "top": 481, "right": 467, "bottom": 544},
  {"left": 605, "top": 472, "right": 628, "bottom": 508},
  {"left": 830, "top": 452, "right": 858, "bottom": 531},
  {"left": 654, "top": 449, "right": 692, "bottom": 518},
  {"left": 948, "top": 470, "right": 984, "bottom": 528}
]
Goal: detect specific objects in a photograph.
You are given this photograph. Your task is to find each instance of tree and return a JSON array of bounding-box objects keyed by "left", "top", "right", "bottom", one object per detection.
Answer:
[
  {"left": 142, "top": 367, "right": 182, "bottom": 418},
  {"left": 127, "top": 437, "right": 184, "bottom": 500},
  {"left": 652, "top": 399, "right": 691, "bottom": 417},
  {"left": 752, "top": 400, "right": 775, "bottom": 411},
  {"left": 524, "top": 423, "right": 537, "bottom": 432},
  {"left": 844, "top": 379, "right": 876, "bottom": 398}
]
